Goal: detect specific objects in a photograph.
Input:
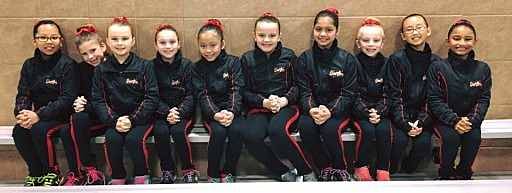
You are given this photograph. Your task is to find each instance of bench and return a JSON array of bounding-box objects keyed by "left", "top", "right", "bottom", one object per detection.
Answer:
[{"left": 0, "top": 119, "right": 511, "bottom": 145}]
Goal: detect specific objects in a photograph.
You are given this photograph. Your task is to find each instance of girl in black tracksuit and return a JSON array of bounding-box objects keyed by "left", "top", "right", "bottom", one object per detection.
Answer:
[
  {"left": 13, "top": 20, "right": 78, "bottom": 186},
  {"left": 427, "top": 19, "right": 491, "bottom": 180},
  {"left": 59, "top": 24, "right": 108, "bottom": 186},
  {"left": 151, "top": 24, "right": 198, "bottom": 184},
  {"left": 241, "top": 13, "right": 313, "bottom": 182},
  {"left": 191, "top": 19, "right": 244, "bottom": 183},
  {"left": 91, "top": 17, "right": 158, "bottom": 185},
  {"left": 387, "top": 14, "right": 440, "bottom": 174},
  {"left": 352, "top": 17, "right": 392, "bottom": 181},
  {"left": 296, "top": 8, "right": 359, "bottom": 181}
]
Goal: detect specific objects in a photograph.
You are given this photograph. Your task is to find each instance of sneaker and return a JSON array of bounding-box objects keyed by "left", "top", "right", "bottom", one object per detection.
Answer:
[
  {"left": 376, "top": 170, "right": 390, "bottom": 181},
  {"left": 208, "top": 177, "right": 222, "bottom": 183},
  {"left": 84, "top": 166, "right": 106, "bottom": 185},
  {"left": 280, "top": 169, "right": 297, "bottom": 182},
  {"left": 319, "top": 167, "right": 333, "bottom": 181},
  {"left": 24, "top": 176, "right": 43, "bottom": 186},
  {"left": 331, "top": 169, "right": 353, "bottom": 181},
  {"left": 182, "top": 169, "right": 200, "bottom": 183},
  {"left": 133, "top": 175, "right": 151, "bottom": 184},
  {"left": 160, "top": 170, "right": 177, "bottom": 184},
  {"left": 42, "top": 172, "right": 62, "bottom": 186},
  {"left": 296, "top": 172, "right": 317, "bottom": 182},
  {"left": 221, "top": 173, "right": 236, "bottom": 183},
  {"left": 109, "top": 178, "right": 126, "bottom": 185},
  {"left": 61, "top": 171, "right": 84, "bottom": 186},
  {"left": 354, "top": 166, "right": 373, "bottom": 181}
]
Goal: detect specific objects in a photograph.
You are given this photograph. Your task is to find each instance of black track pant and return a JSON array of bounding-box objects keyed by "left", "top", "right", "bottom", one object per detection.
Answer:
[
  {"left": 433, "top": 123, "right": 480, "bottom": 178},
  {"left": 153, "top": 118, "right": 195, "bottom": 171},
  {"left": 242, "top": 106, "right": 312, "bottom": 176}
]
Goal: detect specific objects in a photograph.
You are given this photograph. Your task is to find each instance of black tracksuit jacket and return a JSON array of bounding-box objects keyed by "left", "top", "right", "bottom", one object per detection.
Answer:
[
  {"left": 387, "top": 43, "right": 441, "bottom": 132},
  {"left": 353, "top": 52, "right": 389, "bottom": 120},
  {"left": 296, "top": 40, "right": 359, "bottom": 118},
  {"left": 241, "top": 42, "right": 298, "bottom": 110},
  {"left": 191, "top": 50, "right": 244, "bottom": 120},
  {"left": 91, "top": 53, "right": 159, "bottom": 126},
  {"left": 14, "top": 49, "right": 78, "bottom": 121},
  {"left": 152, "top": 51, "right": 195, "bottom": 120},
  {"left": 427, "top": 50, "right": 491, "bottom": 127}
]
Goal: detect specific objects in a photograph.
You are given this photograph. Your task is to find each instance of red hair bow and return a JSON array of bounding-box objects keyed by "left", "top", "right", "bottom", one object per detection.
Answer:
[
  {"left": 262, "top": 11, "right": 273, "bottom": 17},
  {"left": 453, "top": 18, "right": 472, "bottom": 25},
  {"left": 112, "top": 16, "right": 129, "bottom": 24},
  {"left": 75, "top": 24, "right": 97, "bottom": 36},
  {"left": 325, "top": 7, "right": 340, "bottom": 16},
  {"left": 362, "top": 17, "right": 381, "bottom": 26},
  {"left": 156, "top": 23, "right": 175, "bottom": 32},
  {"left": 206, "top": 19, "right": 223, "bottom": 32}
]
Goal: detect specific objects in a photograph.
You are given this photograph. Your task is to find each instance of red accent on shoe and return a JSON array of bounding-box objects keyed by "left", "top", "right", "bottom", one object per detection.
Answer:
[
  {"left": 376, "top": 170, "right": 391, "bottom": 181},
  {"left": 133, "top": 176, "right": 148, "bottom": 184},
  {"left": 354, "top": 167, "right": 373, "bottom": 181},
  {"left": 85, "top": 167, "right": 105, "bottom": 185},
  {"left": 110, "top": 178, "right": 126, "bottom": 185},
  {"left": 62, "top": 171, "right": 82, "bottom": 186}
]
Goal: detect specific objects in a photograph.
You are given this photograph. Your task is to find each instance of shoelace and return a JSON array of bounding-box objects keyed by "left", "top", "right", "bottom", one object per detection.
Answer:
[
  {"left": 85, "top": 167, "right": 104, "bottom": 184},
  {"left": 43, "top": 173, "right": 59, "bottom": 185},
  {"left": 161, "top": 171, "right": 174, "bottom": 182}
]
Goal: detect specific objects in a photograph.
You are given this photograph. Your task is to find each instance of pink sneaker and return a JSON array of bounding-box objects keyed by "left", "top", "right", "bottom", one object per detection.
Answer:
[
  {"left": 354, "top": 166, "right": 373, "bottom": 181},
  {"left": 133, "top": 175, "right": 150, "bottom": 184},
  {"left": 376, "top": 170, "right": 390, "bottom": 181},
  {"left": 110, "top": 178, "right": 126, "bottom": 185}
]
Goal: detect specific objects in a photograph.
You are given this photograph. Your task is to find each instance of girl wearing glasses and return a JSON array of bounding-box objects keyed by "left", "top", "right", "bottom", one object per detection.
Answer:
[{"left": 13, "top": 19, "right": 78, "bottom": 186}]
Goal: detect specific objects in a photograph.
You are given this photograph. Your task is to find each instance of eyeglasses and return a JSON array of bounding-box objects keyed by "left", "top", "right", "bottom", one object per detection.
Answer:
[
  {"left": 35, "top": 35, "right": 61, "bottom": 42},
  {"left": 403, "top": 25, "right": 427, "bottom": 34}
]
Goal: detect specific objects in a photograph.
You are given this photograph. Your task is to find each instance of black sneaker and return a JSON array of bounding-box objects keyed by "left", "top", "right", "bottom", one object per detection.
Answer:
[
  {"left": 182, "top": 169, "right": 199, "bottom": 183},
  {"left": 84, "top": 166, "right": 106, "bottom": 185},
  {"left": 160, "top": 170, "right": 177, "bottom": 184},
  {"left": 319, "top": 167, "right": 333, "bottom": 181},
  {"left": 331, "top": 169, "right": 353, "bottom": 181},
  {"left": 221, "top": 173, "right": 236, "bottom": 183},
  {"left": 61, "top": 171, "right": 85, "bottom": 186},
  {"left": 42, "top": 172, "right": 62, "bottom": 186}
]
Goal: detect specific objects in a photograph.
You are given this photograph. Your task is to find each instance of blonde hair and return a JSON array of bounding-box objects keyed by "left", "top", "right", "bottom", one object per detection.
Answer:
[{"left": 356, "top": 17, "right": 385, "bottom": 40}]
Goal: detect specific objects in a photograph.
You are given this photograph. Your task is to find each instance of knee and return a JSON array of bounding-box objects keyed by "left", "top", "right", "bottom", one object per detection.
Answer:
[
  {"left": 105, "top": 129, "right": 123, "bottom": 145},
  {"left": 209, "top": 124, "right": 227, "bottom": 141},
  {"left": 153, "top": 124, "right": 170, "bottom": 138},
  {"left": 71, "top": 112, "right": 90, "bottom": 124},
  {"left": 297, "top": 116, "right": 315, "bottom": 135},
  {"left": 169, "top": 123, "right": 187, "bottom": 137}
]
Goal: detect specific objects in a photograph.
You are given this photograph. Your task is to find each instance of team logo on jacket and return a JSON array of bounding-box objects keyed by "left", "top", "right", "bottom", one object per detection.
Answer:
[
  {"left": 45, "top": 79, "right": 58, "bottom": 85},
  {"left": 171, "top": 79, "right": 180, "bottom": 86},
  {"left": 469, "top": 80, "right": 482, "bottom": 88},
  {"left": 274, "top": 66, "right": 285, "bottom": 73},
  {"left": 374, "top": 78, "right": 384, "bottom": 84},
  {"left": 223, "top": 72, "right": 230, "bottom": 79},
  {"left": 329, "top": 69, "right": 343, "bottom": 78},
  {"left": 126, "top": 78, "right": 139, "bottom": 85},
  {"left": 422, "top": 75, "right": 427, "bottom": 81}
]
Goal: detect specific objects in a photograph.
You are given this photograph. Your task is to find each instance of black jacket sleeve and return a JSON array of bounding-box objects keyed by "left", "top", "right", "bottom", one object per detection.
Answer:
[
  {"left": 427, "top": 63, "right": 459, "bottom": 127},
  {"left": 296, "top": 54, "right": 317, "bottom": 113},
  {"left": 36, "top": 62, "right": 78, "bottom": 121},
  {"left": 192, "top": 65, "right": 219, "bottom": 120},
  {"left": 241, "top": 56, "right": 265, "bottom": 108},
  {"left": 226, "top": 59, "right": 244, "bottom": 115},
  {"left": 387, "top": 57, "right": 413, "bottom": 132},
  {"left": 467, "top": 65, "right": 492, "bottom": 127},
  {"left": 284, "top": 56, "right": 298, "bottom": 105},
  {"left": 128, "top": 62, "right": 159, "bottom": 125},
  {"left": 328, "top": 54, "right": 358, "bottom": 118},
  {"left": 14, "top": 60, "right": 33, "bottom": 116},
  {"left": 91, "top": 68, "right": 120, "bottom": 126},
  {"left": 176, "top": 64, "right": 195, "bottom": 119}
]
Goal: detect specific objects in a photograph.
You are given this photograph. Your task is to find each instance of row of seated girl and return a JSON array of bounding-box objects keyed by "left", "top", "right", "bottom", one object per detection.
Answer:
[{"left": 13, "top": 7, "right": 491, "bottom": 186}]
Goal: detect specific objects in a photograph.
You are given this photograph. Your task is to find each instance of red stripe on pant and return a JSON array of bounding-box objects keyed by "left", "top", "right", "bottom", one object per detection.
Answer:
[
  {"left": 183, "top": 120, "right": 194, "bottom": 168},
  {"left": 142, "top": 124, "right": 154, "bottom": 171},
  {"left": 46, "top": 124, "right": 66, "bottom": 172},
  {"left": 283, "top": 106, "right": 312, "bottom": 168},
  {"left": 352, "top": 121, "right": 363, "bottom": 164},
  {"left": 335, "top": 118, "right": 351, "bottom": 168}
]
